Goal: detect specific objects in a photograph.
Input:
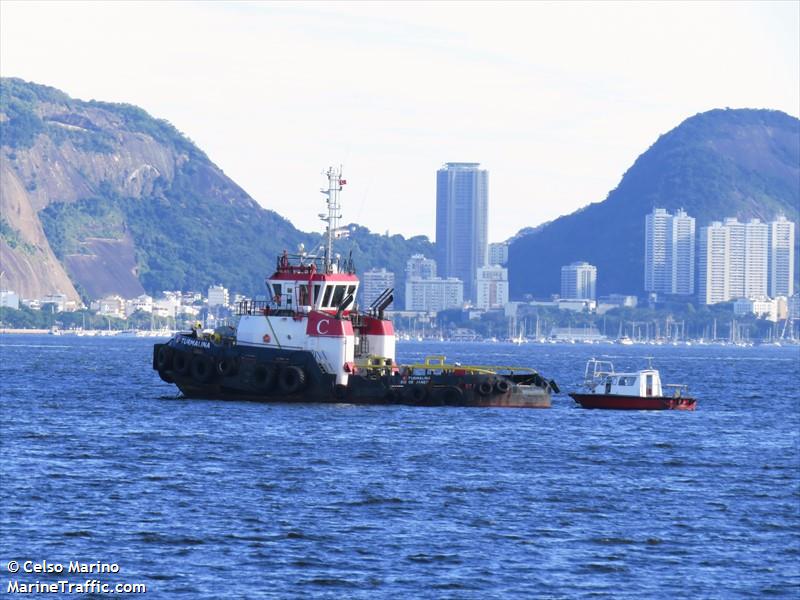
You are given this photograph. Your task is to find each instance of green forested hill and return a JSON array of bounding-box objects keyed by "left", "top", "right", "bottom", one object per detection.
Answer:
[
  {"left": 1, "top": 78, "right": 431, "bottom": 304},
  {"left": 509, "top": 109, "right": 800, "bottom": 298}
]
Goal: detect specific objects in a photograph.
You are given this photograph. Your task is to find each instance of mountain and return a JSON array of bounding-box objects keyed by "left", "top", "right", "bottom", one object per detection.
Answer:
[
  {"left": 509, "top": 109, "right": 800, "bottom": 298},
  {"left": 0, "top": 78, "right": 432, "bottom": 305}
]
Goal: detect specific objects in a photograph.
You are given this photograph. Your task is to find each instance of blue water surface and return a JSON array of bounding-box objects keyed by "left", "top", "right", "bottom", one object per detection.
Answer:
[{"left": 1, "top": 336, "right": 798, "bottom": 598}]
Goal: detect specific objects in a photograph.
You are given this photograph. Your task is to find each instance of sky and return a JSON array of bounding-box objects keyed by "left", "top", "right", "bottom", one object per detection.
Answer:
[{"left": 1, "top": 1, "right": 798, "bottom": 242}]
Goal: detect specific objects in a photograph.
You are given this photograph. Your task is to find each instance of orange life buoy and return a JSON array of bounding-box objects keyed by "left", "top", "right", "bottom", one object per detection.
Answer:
[{"left": 263, "top": 333, "right": 271, "bottom": 343}]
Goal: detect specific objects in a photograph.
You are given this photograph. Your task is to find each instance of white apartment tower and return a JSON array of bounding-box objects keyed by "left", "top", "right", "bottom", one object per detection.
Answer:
[
  {"left": 744, "top": 219, "right": 768, "bottom": 299},
  {"left": 670, "top": 209, "right": 696, "bottom": 295},
  {"left": 769, "top": 216, "right": 795, "bottom": 298},
  {"left": 697, "top": 222, "right": 730, "bottom": 305},
  {"left": 362, "top": 268, "right": 395, "bottom": 309},
  {"left": 645, "top": 208, "right": 671, "bottom": 293},
  {"left": 645, "top": 208, "right": 695, "bottom": 295},
  {"left": 476, "top": 265, "right": 509, "bottom": 310},
  {"left": 561, "top": 262, "right": 597, "bottom": 300}
]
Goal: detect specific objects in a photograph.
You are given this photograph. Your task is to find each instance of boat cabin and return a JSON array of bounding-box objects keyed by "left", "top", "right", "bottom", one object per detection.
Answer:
[
  {"left": 583, "top": 359, "right": 663, "bottom": 397},
  {"left": 266, "top": 252, "right": 359, "bottom": 314}
]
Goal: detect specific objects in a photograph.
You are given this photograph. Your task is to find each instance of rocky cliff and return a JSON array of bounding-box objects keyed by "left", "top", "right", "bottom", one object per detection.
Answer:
[{"left": 0, "top": 78, "right": 432, "bottom": 303}]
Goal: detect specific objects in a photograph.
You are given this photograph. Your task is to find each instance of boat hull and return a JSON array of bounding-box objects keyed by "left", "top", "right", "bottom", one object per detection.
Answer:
[
  {"left": 569, "top": 393, "right": 696, "bottom": 410},
  {"left": 154, "top": 338, "right": 552, "bottom": 408}
]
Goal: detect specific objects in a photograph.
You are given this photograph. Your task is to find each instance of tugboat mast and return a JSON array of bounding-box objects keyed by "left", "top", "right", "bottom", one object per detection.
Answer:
[{"left": 320, "top": 166, "right": 344, "bottom": 274}]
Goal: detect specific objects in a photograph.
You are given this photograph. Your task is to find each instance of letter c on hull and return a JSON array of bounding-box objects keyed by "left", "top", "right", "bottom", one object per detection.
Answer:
[{"left": 316, "top": 319, "right": 330, "bottom": 335}]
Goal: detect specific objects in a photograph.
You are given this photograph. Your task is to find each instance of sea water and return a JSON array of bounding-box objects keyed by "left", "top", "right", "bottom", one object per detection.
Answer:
[{"left": 1, "top": 336, "right": 798, "bottom": 598}]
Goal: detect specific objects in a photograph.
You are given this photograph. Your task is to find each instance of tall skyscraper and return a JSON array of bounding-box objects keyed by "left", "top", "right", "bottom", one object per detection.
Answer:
[
  {"left": 645, "top": 208, "right": 695, "bottom": 296},
  {"left": 697, "top": 222, "right": 730, "bottom": 305},
  {"left": 436, "top": 162, "right": 488, "bottom": 302},
  {"left": 744, "top": 219, "right": 768, "bottom": 299},
  {"left": 769, "top": 215, "right": 795, "bottom": 298},
  {"left": 561, "top": 262, "right": 597, "bottom": 300},
  {"left": 670, "top": 209, "right": 696, "bottom": 295},
  {"left": 645, "top": 208, "right": 671, "bottom": 293}
]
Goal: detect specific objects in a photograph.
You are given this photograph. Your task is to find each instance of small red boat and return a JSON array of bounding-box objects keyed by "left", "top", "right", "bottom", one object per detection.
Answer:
[{"left": 569, "top": 358, "right": 697, "bottom": 410}]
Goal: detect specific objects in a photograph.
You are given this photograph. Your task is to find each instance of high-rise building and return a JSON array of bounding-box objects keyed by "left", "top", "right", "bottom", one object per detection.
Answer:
[
  {"left": 769, "top": 215, "right": 795, "bottom": 298},
  {"left": 724, "top": 218, "right": 746, "bottom": 298},
  {"left": 670, "top": 209, "right": 696, "bottom": 295},
  {"left": 720, "top": 218, "right": 768, "bottom": 299},
  {"left": 436, "top": 162, "right": 488, "bottom": 302},
  {"left": 645, "top": 208, "right": 695, "bottom": 296},
  {"left": 645, "top": 208, "right": 671, "bottom": 293},
  {"left": 560, "top": 262, "right": 597, "bottom": 300},
  {"left": 744, "top": 219, "right": 768, "bottom": 299},
  {"left": 405, "top": 254, "right": 437, "bottom": 280},
  {"left": 488, "top": 242, "right": 509, "bottom": 267},
  {"left": 405, "top": 277, "right": 464, "bottom": 312},
  {"left": 476, "top": 265, "right": 508, "bottom": 310},
  {"left": 697, "top": 222, "right": 730, "bottom": 305},
  {"left": 362, "top": 268, "right": 395, "bottom": 309}
]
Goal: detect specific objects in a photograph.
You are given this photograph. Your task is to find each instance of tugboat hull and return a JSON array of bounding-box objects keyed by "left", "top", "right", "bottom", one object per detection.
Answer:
[
  {"left": 154, "top": 338, "right": 552, "bottom": 408},
  {"left": 569, "top": 393, "right": 696, "bottom": 410}
]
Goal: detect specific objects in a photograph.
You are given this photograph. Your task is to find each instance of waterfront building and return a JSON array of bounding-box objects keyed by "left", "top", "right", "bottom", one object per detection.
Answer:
[
  {"left": 0, "top": 289, "right": 20, "bottom": 310},
  {"left": 126, "top": 294, "right": 154, "bottom": 316},
  {"left": 362, "top": 268, "right": 395, "bottom": 309},
  {"left": 436, "top": 162, "right": 488, "bottom": 301},
  {"left": 405, "top": 277, "right": 464, "bottom": 313},
  {"left": 645, "top": 208, "right": 695, "bottom": 296},
  {"left": 40, "top": 293, "right": 70, "bottom": 312},
  {"left": 475, "top": 265, "right": 508, "bottom": 310},
  {"left": 207, "top": 285, "right": 229, "bottom": 308},
  {"left": 560, "top": 262, "right": 597, "bottom": 300},
  {"left": 769, "top": 216, "right": 795, "bottom": 298},
  {"left": 95, "top": 295, "right": 126, "bottom": 318},
  {"left": 488, "top": 242, "right": 509, "bottom": 267},
  {"left": 405, "top": 254, "right": 437, "bottom": 280},
  {"left": 697, "top": 222, "right": 730, "bottom": 305},
  {"left": 733, "top": 297, "right": 778, "bottom": 322}
]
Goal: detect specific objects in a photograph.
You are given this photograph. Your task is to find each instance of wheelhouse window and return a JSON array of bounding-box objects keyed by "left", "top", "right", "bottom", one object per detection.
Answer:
[
  {"left": 272, "top": 284, "right": 282, "bottom": 301},
  {"left": 313, "top": 284, "right": 321, "bottom": 303},
  {"left": 322, "top": 286, "right": 333, "bottom": 308},
  {"left": 331, "top": 285, "right": 347, "bottom": 308}
]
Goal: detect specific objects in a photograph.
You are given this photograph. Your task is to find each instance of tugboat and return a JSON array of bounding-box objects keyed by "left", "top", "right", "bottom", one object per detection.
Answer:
[
  {"left": 569, "top": 358, "right": 696, "bottom": 410},
  {"left": 152, "top": 168, "right": 557, "bottom": 408}
]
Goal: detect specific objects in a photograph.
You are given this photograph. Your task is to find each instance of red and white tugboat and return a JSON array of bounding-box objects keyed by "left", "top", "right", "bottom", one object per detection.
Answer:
[
  {"left": 152, "top": 168, "right": 557, "bottom": 408},
  {"left": 569, "top": 358, "right": 696, "bottom": 410}
]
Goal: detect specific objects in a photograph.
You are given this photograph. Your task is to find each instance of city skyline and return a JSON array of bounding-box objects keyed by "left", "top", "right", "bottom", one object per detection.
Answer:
[{"left": 2, "top": 2, "right": 797, "bottom": 241}]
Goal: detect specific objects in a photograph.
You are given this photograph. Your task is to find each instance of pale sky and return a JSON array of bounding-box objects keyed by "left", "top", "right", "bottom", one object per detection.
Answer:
[{"left": 1, "top": 1, "right": 798, "bottom": 242}]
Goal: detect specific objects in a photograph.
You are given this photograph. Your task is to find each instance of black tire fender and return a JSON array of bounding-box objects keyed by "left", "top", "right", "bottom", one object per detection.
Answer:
[
  {"left": 406, "top": 384, "right": 427, "bottom": 403},
  {"left": 190, "top": 355, "right": 214, "bottom": 383},
  {"left": 217, "top": 357, "right": 239, "bottom": 377},
  {"left": 173, "top": 351, "right": 191, "bottom": 376},
  {"left": 477, "top": 380, "right": 493, "bottom": 396},
  {"left": 278, "top": 366, "right": 306, "bottom": 394},
  {"left": 333, "top": 383, "right": 348, "bottom": 400},
  {"left": 439, "top": 386, "right": 463, "bottom": 406},
  {"left": 253, "top": 364, "right": 277, "bottom": 391},
  {"left": 495, "top": 379, "right": 511, "bottom": 394},
  {"left": 156, "top": 345, "right": 172, "bottom": 371}
]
